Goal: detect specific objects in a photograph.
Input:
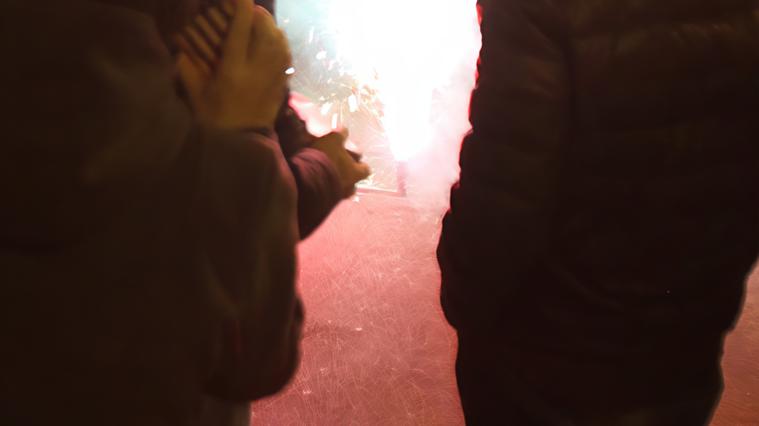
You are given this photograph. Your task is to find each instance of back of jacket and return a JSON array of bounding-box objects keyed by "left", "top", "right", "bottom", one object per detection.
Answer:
[
  {"left": 439, "top": 0, "right": 759, "bottom": 413},
  {"left": 555, "top": 0, "right": 759, "bottom": 354}
]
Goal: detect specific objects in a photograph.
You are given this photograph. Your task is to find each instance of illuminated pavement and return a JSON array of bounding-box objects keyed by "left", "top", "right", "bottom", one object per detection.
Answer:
[
  {"left": 715, "top": 265, "right": 759, "bottom": 425},
  {"left": 251, "top": 193, "right": 759, "bottom": 425}
]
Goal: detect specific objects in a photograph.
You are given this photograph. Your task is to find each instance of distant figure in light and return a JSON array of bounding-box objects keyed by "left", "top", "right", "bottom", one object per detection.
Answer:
[{"left": 438, "top": 1, "right": 759, "bottom": 425}]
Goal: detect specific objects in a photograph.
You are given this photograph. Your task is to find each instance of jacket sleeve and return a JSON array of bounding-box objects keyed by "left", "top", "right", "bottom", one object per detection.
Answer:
[
  {"left": 196, "top": 127, "right": 303, "bottom": 401},
  {"left": 437, "top": 0, "right": 571, "bottom": 331},
  {"left": 275, "top": 103, "right": 343, "bottom": 239}
]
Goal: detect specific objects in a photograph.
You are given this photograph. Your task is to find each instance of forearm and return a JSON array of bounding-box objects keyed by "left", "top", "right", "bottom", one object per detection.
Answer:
[
  {"left": 196, "top": 126, "right": 303, "bottom": 401},
  {"left": 275, "top": 101, "right": 343, "bottom": 238},
  {"left": 288, "top": 148, "right": 343, "bottom": 238}
]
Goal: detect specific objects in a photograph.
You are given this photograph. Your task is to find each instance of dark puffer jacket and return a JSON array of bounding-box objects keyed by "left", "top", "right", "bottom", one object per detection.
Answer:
[{"left": 439, "top": 0, "right": 759, "bottom": 415}]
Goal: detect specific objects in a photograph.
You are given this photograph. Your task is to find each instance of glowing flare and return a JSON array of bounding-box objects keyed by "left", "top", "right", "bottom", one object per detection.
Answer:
[{"left": 327, "top": 0, "right": 480, "bottom": 160}]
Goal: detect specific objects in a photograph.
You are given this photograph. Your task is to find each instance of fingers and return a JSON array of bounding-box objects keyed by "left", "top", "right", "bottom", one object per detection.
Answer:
[
  {"left": 222, "top": 0, "right": 255, "bottom": 68},
  {"left": 336, "top": 127, "right": 350, "bottom": 140},
  {"left": 220, "top": 0, "right": 236, "bottom": 16},
  {"left": 252, "top": 3, "right": 276, "bottom": 26},
  {"left": 205, "top": 6, "right": 230, "bottom": 36},
  {"left": 174, "top": 2, "right": 228, "bottom": 73},
  {"left": 347, "top": 149, "right": 363, "bottom": 162},
  {"left": 329, "top": 128, "right": 349, "bottom": 144},
  {"left": 176, "top": 52, "right": 208, "bottom": 105},
  {"left": 250, "top": 5, "right": 284, "bottom": 49},
  {"left": 174, "top": 35, "right": 213, "bottom": 76},
  {"left": 314, "top": 130, "right": 347, "bottom": 149},
  {"left": 194, "top": 13, "right": 223, "bottom": 49},
  {"left": 353, "top": 162, "right": 372, "bottom": 181},
  {"left": 183, "top": 24, "right": 218, "bottom": 67},
  {"left": 343, "top": 161, "right": 371, "bottom": 196},
  {"left": 251, "top": 6, "right": 291, "bottom": 73},
  {"left": 311, "top": 128, "right": 371, "bottom": 197}
]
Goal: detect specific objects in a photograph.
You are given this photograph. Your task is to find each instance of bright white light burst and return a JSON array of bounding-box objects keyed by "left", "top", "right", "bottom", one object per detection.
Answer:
[{"left": 326, "top": 0, "right": 480, "bottom": 161}]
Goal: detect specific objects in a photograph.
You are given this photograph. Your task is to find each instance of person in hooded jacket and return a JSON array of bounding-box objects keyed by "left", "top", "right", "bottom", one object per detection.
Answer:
[
  {"left": 0, "top": 0, "right": 366, "bottom": 424},
  {"left": 438, "top": 1, "right": 759, "bottom": 424}
]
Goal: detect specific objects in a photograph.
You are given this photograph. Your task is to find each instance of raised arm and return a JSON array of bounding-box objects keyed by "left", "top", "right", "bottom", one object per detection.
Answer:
[
  {"left": 275, "top": 103, "right": 344, "bottom": 238},
  {"left": 196, "top": 127, "right": 302, "bottom": 400}
]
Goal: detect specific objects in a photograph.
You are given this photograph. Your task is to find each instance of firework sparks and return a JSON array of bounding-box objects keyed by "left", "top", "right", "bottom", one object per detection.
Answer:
[{"left": 278, "top": 0, "right": 480, "bottom": 191}]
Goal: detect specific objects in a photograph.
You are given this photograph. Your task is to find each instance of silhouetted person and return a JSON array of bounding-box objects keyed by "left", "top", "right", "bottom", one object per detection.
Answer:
[
  {"left": 0, "top": 0, "right": 366, "bottom": 424},
  {"left": 171, "top": 1, "right": 369, "bottom": 424},
  {"left": 438, "top": 1, "right": 759, "bottom": 424}
]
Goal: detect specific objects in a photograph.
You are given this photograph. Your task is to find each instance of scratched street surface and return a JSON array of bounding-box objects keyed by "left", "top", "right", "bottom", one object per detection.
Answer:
[{"left": 251, "top": 194, "right": 759, "bottom": 425}]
